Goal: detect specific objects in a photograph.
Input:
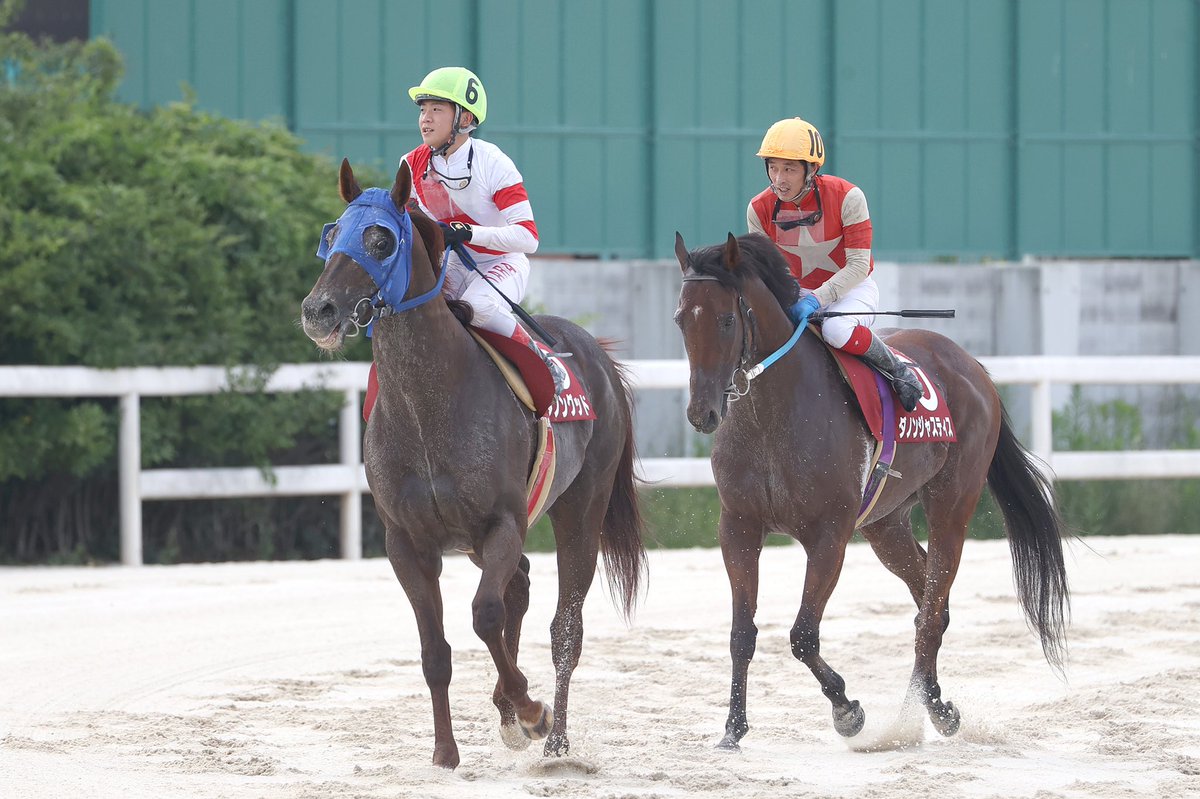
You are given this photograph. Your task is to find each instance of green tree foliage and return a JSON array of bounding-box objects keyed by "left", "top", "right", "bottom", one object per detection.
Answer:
[{"left": 0, "top": 25, "right": 372, "bottom": 562}]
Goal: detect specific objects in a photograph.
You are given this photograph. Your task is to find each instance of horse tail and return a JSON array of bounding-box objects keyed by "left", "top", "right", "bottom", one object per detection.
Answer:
[
  {"left": 598, "top": 344, "right": 648, "bottom": 622},
  {"left": 987, "top": 403, "right": 1071, "bottom": 671}
]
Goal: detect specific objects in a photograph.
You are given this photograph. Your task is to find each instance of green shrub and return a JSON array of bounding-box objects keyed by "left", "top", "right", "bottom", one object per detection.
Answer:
[
  {"left": 0, "top": 26, "right": 374, "bottom": 562},
  {"left": 1052, "top": 387, "right": 1200, "bottom": 535}
]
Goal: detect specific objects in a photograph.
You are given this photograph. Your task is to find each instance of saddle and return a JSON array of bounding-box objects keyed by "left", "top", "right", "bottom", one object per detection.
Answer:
[
  {"left": 820, "top": 336, "right": 956, "bottom": 527},
  {"left": 468, "top": 328, "right": 599, "bottom": 525},
  {"left": 360, "top": 329, "right": 594, "bottom": 525},
  {"left": 468, "top": 328, "right": 596, "bottom": 422}
]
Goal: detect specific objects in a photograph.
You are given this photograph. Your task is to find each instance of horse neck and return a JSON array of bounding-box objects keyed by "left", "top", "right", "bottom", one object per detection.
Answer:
[
  {"left": 372, "top": 239, "right": 477, "bottom": 381},
  {"left": 742, "top": 279, "right": 798, "bottom": 355},
  {"left": 738, "top": 280, "right": 847, "bottom": 411},
  {"left": 373, "top": 300, "right": 472, "bottom": 366}
]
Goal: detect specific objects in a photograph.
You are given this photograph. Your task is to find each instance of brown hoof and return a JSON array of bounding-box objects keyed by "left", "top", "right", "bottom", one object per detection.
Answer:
[
  {"left": 432, "top": 743, "right": 460, "bottom": 770},
  {"left": 520, "top": 702, "right": 554, "bottom": 741}
]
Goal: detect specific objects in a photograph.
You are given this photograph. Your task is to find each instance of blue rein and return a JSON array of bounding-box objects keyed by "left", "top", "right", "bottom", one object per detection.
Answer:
[
  {"left": 745, "top": 319, "right": 807, "bottom": 381},
  {"left": 315, "top": 188, "right": 449, "bottom": 332},
  {"left": 682, "top": 272, "right": 806, "bottom": 399}
]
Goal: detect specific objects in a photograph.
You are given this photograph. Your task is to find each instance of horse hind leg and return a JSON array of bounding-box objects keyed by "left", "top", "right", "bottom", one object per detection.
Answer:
[
  {"left": 909, "top": 487, "right": 979, "bottom": 737},
  {"left": 539, "top": 486, "right": 607, "bottom": 757},
  {"left": 858, "top": 501, "right": 950, "bottom": 634}
]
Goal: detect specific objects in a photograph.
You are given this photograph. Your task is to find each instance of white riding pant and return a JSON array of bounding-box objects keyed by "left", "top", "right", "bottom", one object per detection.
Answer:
[
  {"left": 442, "top": 254, "right": 529, "bottom": 337},
  {"left": 817, "top": 276, "right": 879, "bottom": 349}
]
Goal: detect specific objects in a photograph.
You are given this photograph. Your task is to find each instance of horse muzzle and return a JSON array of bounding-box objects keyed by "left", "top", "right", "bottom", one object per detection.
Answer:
[
  {"left": 300, "top": 293, "right": 348, "bottom": 351},
  {"left": 686, "top": 387, "right": 729, "bottom": 434},
  {"left": 687, "top": 406, "right": 721, "bottom": 434}
]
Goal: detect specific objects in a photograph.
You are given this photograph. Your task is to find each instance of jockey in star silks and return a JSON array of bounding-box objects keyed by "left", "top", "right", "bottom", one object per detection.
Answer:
[
  {"left": 747, "top": 117, "right": 922, "bottom": 411},
  {"left": 401, "top": 66, "right": 567, "bottom": 393}
]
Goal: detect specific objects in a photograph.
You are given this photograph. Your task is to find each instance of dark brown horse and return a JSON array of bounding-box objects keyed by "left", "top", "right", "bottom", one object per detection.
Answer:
[
  {"left": 673, "top": 231, "right": 1069, "bottom": 750},
  {"left": 300, "top": 159, "right": 646, "bottom": 769}
]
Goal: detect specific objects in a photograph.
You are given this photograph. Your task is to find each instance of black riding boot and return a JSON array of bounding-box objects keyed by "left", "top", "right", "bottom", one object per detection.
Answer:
[{"left": 861, "top": 337, "right": 922, "bottom": 412}]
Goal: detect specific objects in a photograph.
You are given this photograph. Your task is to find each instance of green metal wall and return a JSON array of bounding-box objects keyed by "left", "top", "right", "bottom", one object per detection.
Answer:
[{"left": 91, "top": 0, "right": 1199, "bottom": 260}]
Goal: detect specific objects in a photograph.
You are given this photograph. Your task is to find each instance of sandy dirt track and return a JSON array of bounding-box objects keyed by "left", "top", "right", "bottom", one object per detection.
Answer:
[{"left": 2, "top": 534, "right": 1198, "bottom": 798}]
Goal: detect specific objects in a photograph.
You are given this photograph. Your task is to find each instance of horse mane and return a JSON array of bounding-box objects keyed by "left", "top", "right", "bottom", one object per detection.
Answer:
[
  {"left": 406, "top": 200, "right": 445, "bottom": 268},
  {"left": 405, "top": 200, "right": 474, "bottom": 326},
  {"left": 687, "top": 233, "right": 800, "bottom": 311}
]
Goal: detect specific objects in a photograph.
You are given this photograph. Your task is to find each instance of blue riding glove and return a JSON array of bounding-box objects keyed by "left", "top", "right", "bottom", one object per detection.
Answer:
[
  {"left": 787, "top": 294, "right": 821, "bottom": 326},
  {"left": 439, "top": 221, "right": 473, "bottom": 246}
]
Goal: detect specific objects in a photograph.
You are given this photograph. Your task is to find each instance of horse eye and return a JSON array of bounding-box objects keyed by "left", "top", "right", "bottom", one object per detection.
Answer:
[
  {"left": 719, "top": 313, "right": 735, "bottom": 330},
  {"left": 364, "top": 227, "right": 396, "bottom": 258},
  {"left": 672, "top": 309, "right": 683, "bottom": 328}
]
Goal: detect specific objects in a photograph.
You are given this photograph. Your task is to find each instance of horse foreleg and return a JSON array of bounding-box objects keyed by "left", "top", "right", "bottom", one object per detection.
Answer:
[
  {"left": 717, "top": 517, "right": 764, "bottom": 751},
  {"left": 474, "top": 523, "right": 552, "bottom": 743},
  {"left": 387, "top": 534, "right": 458, "bottom": 768},
  {"left": 492, "top": 554, "right": 533, "bottom": 750},
  {"left": 791, "top": 536, "right": 865, "bottom": 737}
]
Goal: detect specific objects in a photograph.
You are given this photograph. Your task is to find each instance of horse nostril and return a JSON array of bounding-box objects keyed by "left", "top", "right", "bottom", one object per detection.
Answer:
[
  {"left": 687, "top": 405, "right": 719, "bottom": 434},
  {"left": 303, "top": 298, "right": 338, "bottom": 328}
]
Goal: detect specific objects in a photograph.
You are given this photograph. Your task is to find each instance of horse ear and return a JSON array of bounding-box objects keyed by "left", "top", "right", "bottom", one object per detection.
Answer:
[
  {"left": 338, "top": 158, "right": 363, "bottom": 203},
  {"left": 722, "top": 233, "right": 740, "bottom": 271},
  {"left": 673, "top": 231, "right": 690, "bottom": 273},
  {"left": 391, "top": 160, "right": 413, "bottom": 210}
]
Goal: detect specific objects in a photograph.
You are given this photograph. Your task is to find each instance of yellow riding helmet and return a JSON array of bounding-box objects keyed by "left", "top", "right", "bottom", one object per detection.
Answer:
[
  {"left": 756, "top": 118, "right": 825, "bottom": 167},
  {"left": 408, "top": 66, "right": 487, "bottom": 125}
]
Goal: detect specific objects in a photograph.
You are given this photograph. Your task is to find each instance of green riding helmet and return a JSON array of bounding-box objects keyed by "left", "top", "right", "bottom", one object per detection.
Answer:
[{"left": 408, "top": 67, "right": 487, "bottom": 125}]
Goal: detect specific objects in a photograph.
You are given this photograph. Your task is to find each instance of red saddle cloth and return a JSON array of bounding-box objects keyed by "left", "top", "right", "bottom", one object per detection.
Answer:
[
  {"left": 362, "top": 330, "right": 598, "bottom": 423},
  {"left": 826, "top": 344, "right": 956, "bottom": 443},
  {"left": 471, "top": 328, "right": 596, "bottom": 422}
]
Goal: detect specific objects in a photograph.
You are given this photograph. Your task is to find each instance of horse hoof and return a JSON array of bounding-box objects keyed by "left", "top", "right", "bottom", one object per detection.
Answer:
[
  {"left": 499, "top": 721, "right": 533, "bottom": 750},
  {"left": 931, "top": 701, "right": 961, "bottom": 737},
  {"left": 520, "top": 702, "right": 553, "bottom": 741},
  {"left": 833, "top": 700, "right": 866, "bottom": 737},
  {"left": 715, "top": 734, "right": 742, "bottom": 752},
  {"left": 432, "top": 744, "right": 460, "bottom": 770}
]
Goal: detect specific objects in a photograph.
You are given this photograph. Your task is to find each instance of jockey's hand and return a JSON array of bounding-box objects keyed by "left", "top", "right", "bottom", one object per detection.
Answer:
[
  {"left": 787, "top": 294, "right": 821, "bottom": 326},
  {"left": 439, "top": 221, "right": 473, "bottom": 247}
]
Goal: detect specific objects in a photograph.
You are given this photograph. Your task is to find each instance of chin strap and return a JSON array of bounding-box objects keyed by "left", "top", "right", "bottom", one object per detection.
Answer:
[
  {"left": 431, "top": 106, "right": 461, "bottom": 156},
  {"left": 431, "top": 106, "right": 478, "bottom": 157}
]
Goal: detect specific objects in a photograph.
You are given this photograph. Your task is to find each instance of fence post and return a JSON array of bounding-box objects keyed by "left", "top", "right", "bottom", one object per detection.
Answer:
[
  {"left": 339, "top": 387, "right": 362, "bottom": 559},
  {"left": 1030, "top": 376, "right": 1054, "bottom": 469},
  {"left": 119, "top": 392, "right": 143, "bottom": 565}
]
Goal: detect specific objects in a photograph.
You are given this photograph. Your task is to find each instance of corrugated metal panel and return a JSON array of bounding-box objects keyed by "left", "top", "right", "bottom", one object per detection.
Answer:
[
  {"left": 92, "top": 0, "right": 1199, "bottom": 260},
  {"left": 481, "top": 0, "right": 654, "bottom": 257},
  {"left": 291, "top": 0, "right": 475, "bottom": 173},
  {"left": 91, "top": 0, "right": 291, "bottom": 122},
  {"left": 1017, "top": 0, "right": 1197, "bottom": 258},
  {"left": 839, "top": 0, "right": 1015, "bottom": 261},
  {"left": 652, "top": 0, "right": 833, "bottom": 259}
]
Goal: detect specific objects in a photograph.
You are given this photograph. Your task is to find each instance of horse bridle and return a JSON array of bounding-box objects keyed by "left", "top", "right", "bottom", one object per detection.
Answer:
[
  {"left": 317, "top": 189, "right": 449, "bottom": 336},
  {"left": 681, "top": 273, "right": 759, "bottom": 402}
]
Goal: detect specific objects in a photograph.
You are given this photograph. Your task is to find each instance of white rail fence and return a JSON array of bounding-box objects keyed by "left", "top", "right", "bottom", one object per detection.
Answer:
[{"left": 4, "top": 357, "right": 1200, "bottom": 566}]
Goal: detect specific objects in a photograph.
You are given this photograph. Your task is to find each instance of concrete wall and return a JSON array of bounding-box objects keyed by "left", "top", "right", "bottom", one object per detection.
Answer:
[{"left": 527, "top": 258, "right": 1200, "bottom": 457}]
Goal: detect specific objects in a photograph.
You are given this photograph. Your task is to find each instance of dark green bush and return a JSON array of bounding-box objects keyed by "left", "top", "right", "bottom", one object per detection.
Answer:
[{"left": 0, "top": 26, "right": 373, "bottom": 562}]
